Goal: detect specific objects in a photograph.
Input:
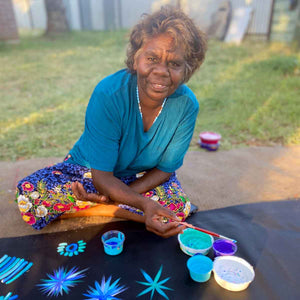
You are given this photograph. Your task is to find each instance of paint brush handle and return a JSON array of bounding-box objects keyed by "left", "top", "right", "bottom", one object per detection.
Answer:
[
  {"left": 177, "top": 221, "right": 237, "bottom": 244},
  {"left": 154, "top": 216, "right": 236, "bottom": 243}
]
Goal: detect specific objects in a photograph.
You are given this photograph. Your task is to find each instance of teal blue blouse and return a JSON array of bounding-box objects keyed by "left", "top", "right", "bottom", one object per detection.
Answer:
[{"left": 69, "top": 69, "right": 199, "bottom": 177}]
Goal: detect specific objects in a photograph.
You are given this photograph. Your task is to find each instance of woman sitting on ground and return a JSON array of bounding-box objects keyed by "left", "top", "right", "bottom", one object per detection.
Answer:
[{"left": 16, "top": 6, "right": 207, "bottom": 238}]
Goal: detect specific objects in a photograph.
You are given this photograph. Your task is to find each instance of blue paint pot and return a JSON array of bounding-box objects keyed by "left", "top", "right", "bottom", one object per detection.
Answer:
[
  {"left": 101, "top": 230, "right": 125, "bottom": 256},
  {"left": 187, "top": 254, "right": 213, "bottom": 282}
]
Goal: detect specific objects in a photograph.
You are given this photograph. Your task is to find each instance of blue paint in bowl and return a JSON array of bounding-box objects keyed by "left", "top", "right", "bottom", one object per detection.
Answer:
[
  {"left": 187, "top": 254, "right": 213, "bottom": 282},
  {"left": 101, "top": 230, "right": 125, "bottom": 256}
]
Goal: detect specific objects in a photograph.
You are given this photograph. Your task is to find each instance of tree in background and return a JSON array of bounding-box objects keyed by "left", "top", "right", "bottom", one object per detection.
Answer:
[
  {"left": 44, "top": 0, "right": 69, "bottom": 35},
  {"left": 293, "top": 3, "right": 300, "bottom": 49}
]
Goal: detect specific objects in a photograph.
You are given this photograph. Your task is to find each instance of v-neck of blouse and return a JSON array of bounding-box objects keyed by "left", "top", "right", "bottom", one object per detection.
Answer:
[{"left": 136, "top": 86, "right": 167, "bottom": 133}]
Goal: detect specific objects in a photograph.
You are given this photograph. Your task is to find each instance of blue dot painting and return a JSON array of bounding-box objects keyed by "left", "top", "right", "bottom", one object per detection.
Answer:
[
  {"left": 0, "top": 254, "right": 33, "bottom": 285},
  {"left": 136, "top": 265, "right": 173, "bottom": 300},
  {"left": 0, "top": 292, "right": 19, "bottom": 300},
  {"left": 38, "top": 266, "right": 87, "bottom": 297},
  {"left": 83, "top": 276, "right": 128, "bottom": 300},
  {"left": 57, "top": 240, "right": 87, "bottom": 256}
]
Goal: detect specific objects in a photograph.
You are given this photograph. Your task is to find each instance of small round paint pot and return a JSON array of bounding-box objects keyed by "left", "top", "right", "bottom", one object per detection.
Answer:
[
  {"left": 213, "top": 239, "right": 237, "bottom": 257},
  {"left": 178, "top": 228, "right": 214, "bottom": 256},
  {"left": 199, "top": 132, "right": 221, "bottom": 151},
  {"left": 213, "top": 256, "right": 255, "bottom": 291},
  {"left": 101, "top": 230, "right": 125, "bottom": 256},
  {"left": 187, "top": 254, "right": 213, "bottom": 282}
]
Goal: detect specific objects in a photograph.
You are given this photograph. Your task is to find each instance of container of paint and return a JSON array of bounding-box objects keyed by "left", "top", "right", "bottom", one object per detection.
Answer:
[
  {"left": 213, "top": 239, "right": 237, "bottom": 257},
  {"left": 178, "top": 228, "right": 214, "bottom": 256},
  {"left": 198, "top": 132, "right": 221, "bottom": 151},
  {"left": 213, "top": 256, "right": 255, "bottom": 291},
  {"left": 187, "top": 254, "right": 213, "bottom": 282},
  {"left": 101, "top": 230, "right": 125, "bottom": 256}
]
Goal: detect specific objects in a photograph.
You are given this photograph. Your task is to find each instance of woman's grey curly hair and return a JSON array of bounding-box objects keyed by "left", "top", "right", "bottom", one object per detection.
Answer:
[{"left": 126, "top": 6, "right": 207, "bottom": 83}]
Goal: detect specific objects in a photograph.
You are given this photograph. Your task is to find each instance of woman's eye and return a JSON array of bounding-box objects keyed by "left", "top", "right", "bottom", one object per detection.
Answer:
[
  {"left": 169, "top": 61, "right": 180, "bottom": 67},
  {"left": 148, "top": 57, "right": 157, "bottom": 62}
]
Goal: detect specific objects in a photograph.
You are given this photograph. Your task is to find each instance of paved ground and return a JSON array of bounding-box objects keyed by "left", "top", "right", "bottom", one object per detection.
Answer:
[{"left": 1, "top": 146, "right": 299, "bottom": 238}]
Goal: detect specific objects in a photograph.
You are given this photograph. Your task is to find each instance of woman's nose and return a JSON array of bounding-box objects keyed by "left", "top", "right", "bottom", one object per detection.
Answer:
[{"left": 153, "top": 63, "right": 169, "bottom": 76}]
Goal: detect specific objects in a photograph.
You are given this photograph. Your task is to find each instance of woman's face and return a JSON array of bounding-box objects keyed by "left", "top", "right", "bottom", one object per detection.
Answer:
[{"left": 133, "top": 33, "right": 185, "bottom": 104}]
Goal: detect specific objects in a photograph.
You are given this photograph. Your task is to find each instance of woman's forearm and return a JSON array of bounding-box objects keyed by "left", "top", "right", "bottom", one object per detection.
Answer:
[
  {"left": 128, "top": 168, "right": 171, "bottom": 194},
  {"left": 91, "top": 168, "right": 149, "bottom": 211},
  {"left": 91, "top": 168, "right": 181, "bottom": 238}
]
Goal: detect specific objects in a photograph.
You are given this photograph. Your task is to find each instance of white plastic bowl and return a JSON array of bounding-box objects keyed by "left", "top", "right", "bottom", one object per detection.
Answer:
[
  {"left": 178, "top": 228, "right": 214, "bottom": 256},
  {"left": 213, "top": 256, "right": 255, "bottom": 291}
]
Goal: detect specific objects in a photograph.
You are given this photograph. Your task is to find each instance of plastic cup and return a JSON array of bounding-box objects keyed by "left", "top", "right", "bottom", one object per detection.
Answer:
[
  {"left": 213, "top": 239, "right": 237, "bottom": 257},
  {"left": 187, "top": 254, "right": 213, "bottom": 282},
  {"left": 101, "top": 230, "right": 125, "bottom": 256}
]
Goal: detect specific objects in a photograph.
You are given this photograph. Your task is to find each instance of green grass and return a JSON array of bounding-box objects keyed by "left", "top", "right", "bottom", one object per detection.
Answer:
[{"left": 0, "top": 31, "right": 299, "bottom": 160}]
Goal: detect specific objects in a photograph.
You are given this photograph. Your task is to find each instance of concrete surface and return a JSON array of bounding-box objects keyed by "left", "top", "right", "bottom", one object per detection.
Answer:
[{"left": 1, "top": 146, "right": 299, "bottom": 238}]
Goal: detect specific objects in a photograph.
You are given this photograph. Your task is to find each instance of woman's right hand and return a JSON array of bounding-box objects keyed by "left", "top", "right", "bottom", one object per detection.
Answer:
[{"left": 142, "top": 199, "right": 185, "bottom": 238}]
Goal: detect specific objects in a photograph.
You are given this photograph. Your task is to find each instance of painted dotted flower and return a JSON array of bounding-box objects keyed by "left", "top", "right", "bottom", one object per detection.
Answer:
[
  {"left": 17, "top": 195, "right": 32, "bottom": 213},
  {"left": 22, "top": 212, "right": 36, "bottom": 225},
  {"left": 21, "top": 181, "right": 34, "bottom": 192},
  {"left": 57, "top": 240, "right": 87, "bottom": 257},
  {"left": 36, "top": 205, "right": 48, "bottom": 218}
]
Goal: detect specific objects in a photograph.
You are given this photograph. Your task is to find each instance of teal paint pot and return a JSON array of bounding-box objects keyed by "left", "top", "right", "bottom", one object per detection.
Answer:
[
  {"left": 178, "top": 228, "right": 214, "bottom": 256},
  {"left": 187, "top": 254, "right": 213, "bottom": 282},
  {"left": 101, "top": 230, "right": 125, "bottom": 256}
]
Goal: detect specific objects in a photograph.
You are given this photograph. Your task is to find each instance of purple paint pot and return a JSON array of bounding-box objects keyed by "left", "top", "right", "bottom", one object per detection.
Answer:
[{"left": 213, "top": 239, "right": 237, "bottom": 257}]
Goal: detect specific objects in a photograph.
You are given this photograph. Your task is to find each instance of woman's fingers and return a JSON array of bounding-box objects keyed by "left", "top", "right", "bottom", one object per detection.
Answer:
[
  {"left": 156, "top": 206, "right": 180, "bottom": 222},
  {"left": 145, "top": 213, "right": 184, "bottom": 238},
  {"left": 71, "top": 181, "right": 110, "bottom": 203},
  {"left": 146, "top": 220, "right": 183, "bottom": 238},
  {"left": 71, "top": 181, "right": 83, "bottom": 199}
]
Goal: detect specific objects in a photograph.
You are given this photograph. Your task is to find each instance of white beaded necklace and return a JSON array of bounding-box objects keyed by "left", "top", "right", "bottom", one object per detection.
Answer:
[{"left": 136, "top": 86, "right": 167, "bottom": 125}]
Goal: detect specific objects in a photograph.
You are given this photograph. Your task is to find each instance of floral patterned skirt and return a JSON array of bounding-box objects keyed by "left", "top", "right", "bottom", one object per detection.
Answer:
[{"left": 16, "top": 162, "right": 191, "bottom": 230}]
